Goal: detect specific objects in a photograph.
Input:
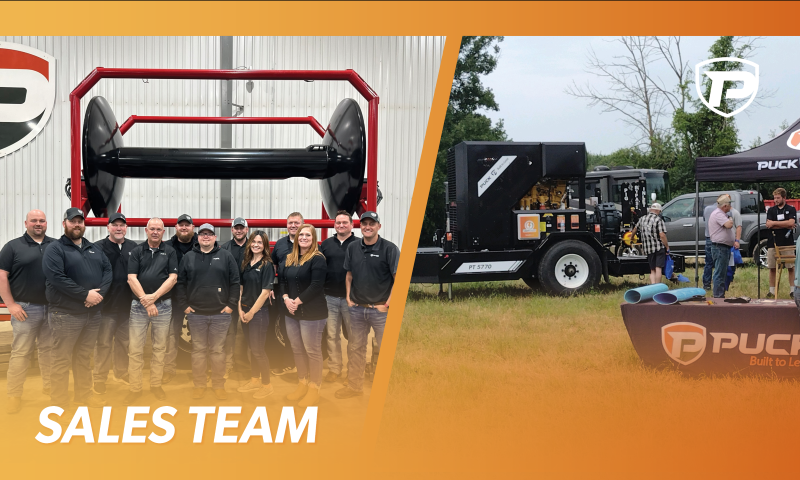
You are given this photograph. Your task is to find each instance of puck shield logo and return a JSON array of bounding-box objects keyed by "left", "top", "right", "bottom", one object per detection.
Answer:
[
  {"left": 0, "top": 43, "right": 56, "bottom": 157},
  {"left": 694, "top": 57, "right": 758, "bottom": 118},
  {"left": 786, "top": 129, "right": 800, "bottom": 151},
  {"left": 662, "top": 322, "right": 707, "bottom": 365}
]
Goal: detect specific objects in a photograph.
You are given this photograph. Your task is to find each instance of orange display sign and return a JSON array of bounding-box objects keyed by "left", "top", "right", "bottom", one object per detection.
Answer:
[{"left": 517, "top": 213, "right": 540, "bottom": 240}]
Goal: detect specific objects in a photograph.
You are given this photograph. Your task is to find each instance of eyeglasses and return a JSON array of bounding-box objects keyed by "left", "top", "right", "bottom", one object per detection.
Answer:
[{"left": 199, "top": 232, "right": 216, "bottom": 237}]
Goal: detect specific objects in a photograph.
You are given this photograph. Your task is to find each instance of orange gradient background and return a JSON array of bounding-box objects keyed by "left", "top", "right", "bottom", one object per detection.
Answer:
[{"left": 4, "top": 2, "right": 800, "bottom": 477}]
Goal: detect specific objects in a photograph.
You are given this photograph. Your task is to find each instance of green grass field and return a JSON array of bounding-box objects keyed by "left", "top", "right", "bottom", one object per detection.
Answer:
[{"left": 376, "top": 262, "right": 800, "bottom": 474}]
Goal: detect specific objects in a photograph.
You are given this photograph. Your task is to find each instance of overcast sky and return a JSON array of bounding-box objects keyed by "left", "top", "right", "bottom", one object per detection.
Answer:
[{"left": 481, "top": 36, "right": 800, "bottom": 155}]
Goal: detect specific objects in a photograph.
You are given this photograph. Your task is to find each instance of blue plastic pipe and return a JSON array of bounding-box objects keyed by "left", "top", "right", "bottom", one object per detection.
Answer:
[
  {"left": 653, "top": 288, "right": 707, "bottom": 305},
  {"left": 623, "top": 283, "right": 670, "bottom": 304}
]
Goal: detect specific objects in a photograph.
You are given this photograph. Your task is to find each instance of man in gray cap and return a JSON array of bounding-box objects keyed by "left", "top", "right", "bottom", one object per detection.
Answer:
[
  {"left": 630, "top": 203, "right": 669, "bottom": 285},
  {"left": 708, "top": 195, "right": 735, "bottom": 298},
  {"left": 221, "top": 217, "right": 249, "bottom": 378},
  {"left": 42, "top": 208, "right": 112, "bottom": 409},
  {"left": 336, "top": 211, "right": 399, "bottom": 400},
  {"left": 92, "top": 212, "right": 137, "bottom": 395},
  {"left": 175, "top": 223, "right": 240, "bottom": 400},
  {"left": 163, "top": 213, "right": 196, "bottom": 383}
]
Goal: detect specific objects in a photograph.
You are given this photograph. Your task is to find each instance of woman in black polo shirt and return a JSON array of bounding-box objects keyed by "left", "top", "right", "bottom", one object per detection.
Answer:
[
  {"left": 236, "top": 231, "right": 274, "bottom": 399},
  {"left": 279, "top": 224, "right": 328, "bottom": 406}
]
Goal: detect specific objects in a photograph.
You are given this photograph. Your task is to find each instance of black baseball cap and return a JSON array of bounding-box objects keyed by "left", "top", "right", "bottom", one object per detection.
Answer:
[
  {"left": 177, "top": 214, "right": 193, "bottom": 225},
  {"left": 108, "top": 212, "right": 127, "bottom": 224},
  {"left": 232, "top": 217, "right": 248, "bottom": 228},
  {"left": 64, "top": 207, "right": 85, "bottom": 221},
  {"left": 360, "top": 211, "right": 380, "bottom": 223}
]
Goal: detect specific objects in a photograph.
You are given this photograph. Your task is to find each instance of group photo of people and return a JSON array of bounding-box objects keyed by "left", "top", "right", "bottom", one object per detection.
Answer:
[{"left": 1, "top": 208, "right": 398, "bottom": 414}]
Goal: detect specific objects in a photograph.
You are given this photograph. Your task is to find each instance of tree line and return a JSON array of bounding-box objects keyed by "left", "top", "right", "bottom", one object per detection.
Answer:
[{"left": 421, "top": 36, "right": 799, "bottom": 246}]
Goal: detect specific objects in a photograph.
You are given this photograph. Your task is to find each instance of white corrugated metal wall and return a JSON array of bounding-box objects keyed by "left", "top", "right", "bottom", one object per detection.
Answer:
[
  {"left": 0, "top": 36, "right": 222, "bottom": 243},
  {"left": 0, "top": 36, "right": 444, "bottom": 250}
]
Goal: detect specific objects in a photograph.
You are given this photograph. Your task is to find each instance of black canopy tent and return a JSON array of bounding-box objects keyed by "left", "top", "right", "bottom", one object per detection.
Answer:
[{"left": 694, "top": 117, "right": 800, "bottom": 298}]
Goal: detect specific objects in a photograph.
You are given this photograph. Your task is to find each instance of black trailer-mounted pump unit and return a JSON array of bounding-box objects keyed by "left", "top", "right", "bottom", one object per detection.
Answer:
[
  {"left": 416, "top": 141, "right": 684, "bottom": 296},
  {"left": 447, "top": 141, "right": 586, "bottom": 251}
]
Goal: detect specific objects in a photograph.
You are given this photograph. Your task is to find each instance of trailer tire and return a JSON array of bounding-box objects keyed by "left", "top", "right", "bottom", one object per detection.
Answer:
[
  {"left": 751, "top": 237, "right": 769, "bottom": 268},
  {"left": 537, "top": 240, "right": 602, "bottom": 296}
]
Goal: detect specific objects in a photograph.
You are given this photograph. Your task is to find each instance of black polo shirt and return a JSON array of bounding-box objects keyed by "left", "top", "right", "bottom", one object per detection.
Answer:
[
  {"left": 343, "top": 236, "right": 399, "bottom": 305},
  {"left": 240, "top": 259, "right": 274, "bottom": 312},
  {"left": 222, "top": 238, "right": 247, "bottom": 270},
  {"left": 128, "top": 241, "right": 179, "bottom": 298},
  {"left": 319, "top": 233, "right": 358, "bottom": 298},
  {"left": 95, "top": 236, "right": 138, "bottom": 314},
  {"left": 767, "top": 203, "right": 797, "bottom": 248},
  {"left": 0, "top": 233, "right": 55, "bottom": 305},
  {"left": 271, "top": 236, "right": 294, "bottom": 266}
]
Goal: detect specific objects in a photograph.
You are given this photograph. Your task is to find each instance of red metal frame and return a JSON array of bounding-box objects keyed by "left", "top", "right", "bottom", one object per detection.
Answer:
[
  {"left": 70, "top": 68, "right": 379, "bottom": 229},
  {"left": 119, "top": 115, "right": 326, "bottom": 138}
]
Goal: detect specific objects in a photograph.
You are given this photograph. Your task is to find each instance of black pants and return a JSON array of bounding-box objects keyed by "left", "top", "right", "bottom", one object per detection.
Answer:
[{"left": 265, "top": 301, "right": 295, "bottom": 370}]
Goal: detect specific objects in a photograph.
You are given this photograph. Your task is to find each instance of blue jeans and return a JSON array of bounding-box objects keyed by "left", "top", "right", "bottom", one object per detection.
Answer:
[
  {"left": 128, "top": 299, "right": 172, "bottom": 392},
  {"left": 225, "top": 309, "right": 240, "bottom": 370},
  {"left": 7, "top": 303, "right": 52, "bottom": 398},
  {"left": 187, "top": 313, "right": 229, "bottom": 388},
  {"left": 242, "top": 309, "right": 270, "bottom": 382},
  {"left": 712, "top": 243, "right": 732, "bottom": 298},
  {"left": 703, "top": 237, "right": 714, "bottom": 288},
  {"left": 284, "top": 316, "right": 326, "bottom": 386},
  {"left": 93, "top": 311, "right": 130, "bottom": 383},
  {"left": 163, "top": 308, "right": 184, "bottom": 375},
  {"left": 346, "top": 306, "right": 387, "bottom": 393},
  {"left": 325, "top": 296, "right": 351, "bottom": 375},
  {"left": 48, "top": 310, "right": 101, "bottom": 406}
]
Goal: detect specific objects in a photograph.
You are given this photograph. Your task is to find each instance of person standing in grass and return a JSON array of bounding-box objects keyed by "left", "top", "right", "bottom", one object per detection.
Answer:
[
  {"left": 630, "top": 203, "right": 669, "bottom": 286},
  {"left": 766, "top": 188, "right": 796, "bottom": 299},
  {"left": 237, "top": 230, "right": 275, "bottom": 400},
  {"left": 708, "top": 195, "right": 735, "bottom": 299}
]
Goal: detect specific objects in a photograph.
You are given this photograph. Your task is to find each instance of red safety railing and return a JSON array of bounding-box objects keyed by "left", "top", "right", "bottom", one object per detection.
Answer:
[
  {"left": 119, "top": 115, "right": 326, "bottom": 138},
  {"left": 70, "top": 68, "right": 379, "bottom": 235}
]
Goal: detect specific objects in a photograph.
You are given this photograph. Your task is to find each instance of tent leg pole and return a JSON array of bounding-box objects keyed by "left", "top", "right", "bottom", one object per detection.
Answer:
[
  {"left": 758, "top": 182, "right": 761, "bottom": 300},
  {"left": 695, "top": 181, "right": 700, "bottom": 288}
]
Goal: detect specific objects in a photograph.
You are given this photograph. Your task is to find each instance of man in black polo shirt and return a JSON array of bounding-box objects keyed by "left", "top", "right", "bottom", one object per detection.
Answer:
[
  {"left": 43, "top": 208, "right": 112, "bottom": 409},
  {"left": 267, "top": 212, "right": 303, "bottom": 376},
  {"left": 163, "top": 213, "right": 196, "bottom": 383},
  {"left": 221, "top": 217, "right": 249, "bottom": 378},
  {"left": 336, "top": 211, "right": 399, "bottom": 399},
  {"left": 0, "top": 209, "right": 54, "bottom": 414},
  {"left": 319, "top": 210, "right": 358, "bottom": 383},
  {"left": 92, "top": 213, "right": 137, "bottom": 395},
  {"left": 766, "top": 188, "right": 797, "bottom": 298},
  {"left": 125, "top": 217, "right": 178, "bottom": 403}
]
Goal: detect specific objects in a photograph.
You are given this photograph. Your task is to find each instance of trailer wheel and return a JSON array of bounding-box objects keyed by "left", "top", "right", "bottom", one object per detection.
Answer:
[
  {"left": 751, "top": 238, "right": 769, "bottom": 268},
  {"left": 537, "top": 240, "right": 602, "bottom": 296}
]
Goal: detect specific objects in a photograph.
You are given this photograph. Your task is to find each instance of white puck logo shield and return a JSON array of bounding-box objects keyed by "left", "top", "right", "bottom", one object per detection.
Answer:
[
  {"left": 0, "top": 42, "right": 56, "bottom": 157},
  {"left": 694, "top": 57, "right": 758, "bottom": 118},
  {"left": 662, "top": 322, "right": 707, "bottom": 366}
]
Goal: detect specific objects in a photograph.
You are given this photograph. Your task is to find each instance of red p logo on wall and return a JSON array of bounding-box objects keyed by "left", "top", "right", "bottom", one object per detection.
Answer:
[{"left": 0, "top": 42, "right": 56, "bottom": 157}]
